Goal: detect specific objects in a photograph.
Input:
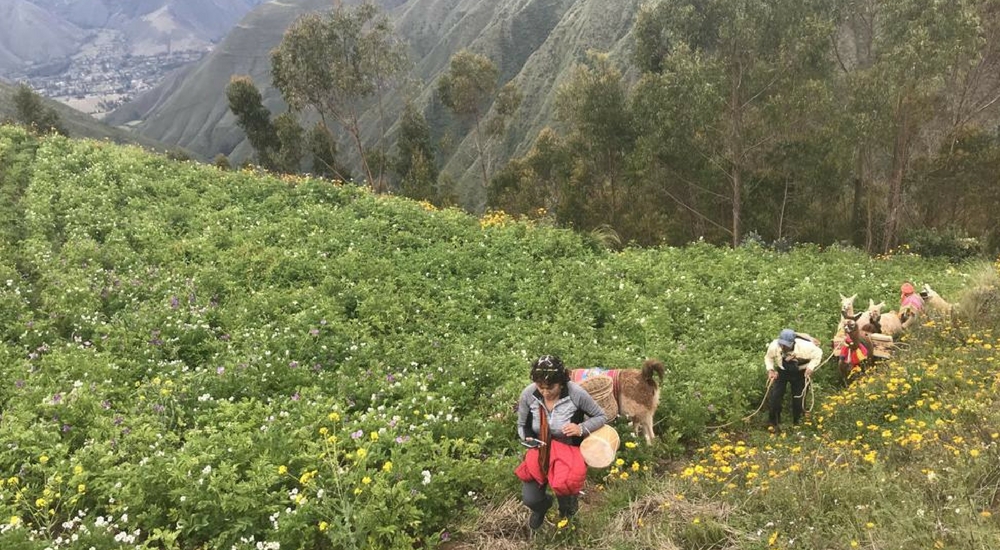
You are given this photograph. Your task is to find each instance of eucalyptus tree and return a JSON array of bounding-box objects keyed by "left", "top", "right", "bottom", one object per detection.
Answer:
[
  {"left": 437, "top": 50, "right": 522, "bottom": 195},
  {"left": 633, "top": 0, "right": 836, "bottom": 247},
  {"left": 488, "top": 127, "right": 573, "bottom": 219},
  {"left": 554, "top": 52, "right": 638, "bottom": 239},
  {"left": 226, "top": 76, "right": 281, "bottom": 170},
  {"left": 833, "top": 0, "right": 983, "bottom": 252},
  {"left": 394, "top": 101, "right": 439, "bottom": 203},
  {"left": 271, "top": 2, "right": 408, "bottom": 193}
]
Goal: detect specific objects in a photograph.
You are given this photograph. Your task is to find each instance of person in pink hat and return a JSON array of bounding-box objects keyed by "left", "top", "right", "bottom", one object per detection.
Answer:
[{"left": 900, "top": 282, "right": 924, "bottom": 314}]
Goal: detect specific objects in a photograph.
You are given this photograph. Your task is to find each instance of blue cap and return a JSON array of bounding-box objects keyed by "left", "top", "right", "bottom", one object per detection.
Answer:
[{"left": 778, "top": 329, "right": 796, "bottom": 348}]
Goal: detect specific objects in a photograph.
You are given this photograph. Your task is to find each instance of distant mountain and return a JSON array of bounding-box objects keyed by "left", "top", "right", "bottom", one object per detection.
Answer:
[
  {"left": 0, "top": 79, "right": 184, "bottom": 153},
  {"left": 0, "top": 0, "right": 269, "bottom": 74},
  {"left": 105, "top": 0, "right": 640, "bottom": 206},
  {"left": 0, "top": 0, "right": 86, "bottom": 71}
]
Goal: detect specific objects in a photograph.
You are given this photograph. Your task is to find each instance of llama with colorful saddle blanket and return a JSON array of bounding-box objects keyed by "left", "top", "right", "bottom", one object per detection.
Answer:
[{"left": 570, "top": 360, "right": 664, "bottom": 444}]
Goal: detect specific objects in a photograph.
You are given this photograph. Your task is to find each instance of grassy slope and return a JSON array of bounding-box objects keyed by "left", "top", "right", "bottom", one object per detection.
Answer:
[
  {"left": 456, "top": 312, "right": 1000, "bottom": 549},
  {"left": 0, "top": 126, "right": 995, "bottom": 549}
]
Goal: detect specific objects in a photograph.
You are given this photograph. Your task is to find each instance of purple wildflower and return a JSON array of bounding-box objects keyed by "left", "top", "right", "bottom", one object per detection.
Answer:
[
  {"left": 289, "top": 361, "right": 299, "bottom": 369},
  {"left": 51, "top": 393, "right": 62, "bottom": 404},
  {"left": 291, "top": 392, "right": 300, "bottom": 401},
  {"left": 15, "top": 380, "right": 25, "bottom": 389},
  {"left": 62, "top": 424, "right": 71, "bottom": 432},
  {"left": 351, "top": 430, "right": 364, "bottom": 440},
  {"left": 102, "top": 400, "right": 111, "bottom": 410},
  {"left": 216, "top": 366, "right": 225, "bottom": 375},
  {"left": 170, "top": 295, "right": 179, "bottom": 309},
  {"left": 310, "top": 328, "right": 320, "bottom": 337}
]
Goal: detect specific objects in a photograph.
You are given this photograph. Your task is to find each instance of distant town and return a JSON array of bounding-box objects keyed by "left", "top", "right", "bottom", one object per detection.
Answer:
[{"left": 3, "top": 31, "right": 207, "bottom": 119}]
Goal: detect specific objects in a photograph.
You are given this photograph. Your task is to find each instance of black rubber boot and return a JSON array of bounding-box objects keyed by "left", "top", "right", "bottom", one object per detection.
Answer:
[
  {"left": 528, "top": 494, "right": 552, "bottom": 529},
  {"left": 557, "top": 495, "right": 578, "bottom": 518}
]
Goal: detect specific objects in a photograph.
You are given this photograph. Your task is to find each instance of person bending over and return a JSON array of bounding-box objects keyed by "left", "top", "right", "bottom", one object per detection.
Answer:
[{"left": 515, "top": 355, "right": 606, "bottom": 529}]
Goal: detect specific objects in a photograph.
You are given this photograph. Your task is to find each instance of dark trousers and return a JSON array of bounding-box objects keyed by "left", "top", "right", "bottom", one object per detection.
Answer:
[
  {"left": 522, "top": 481, "right": 578, "bottom": 518},
  {"left": 768, "top": 368, "right": 806, "bottom": 426}
]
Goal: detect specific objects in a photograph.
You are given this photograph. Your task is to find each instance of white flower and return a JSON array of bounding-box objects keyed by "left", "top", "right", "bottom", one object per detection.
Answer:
[{"left": 421, "top": 470, "right": 432, "bottom": 485}]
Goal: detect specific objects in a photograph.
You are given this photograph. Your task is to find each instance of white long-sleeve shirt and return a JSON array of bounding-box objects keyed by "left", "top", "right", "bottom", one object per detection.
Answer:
[{"left": 764, "top": 337, "right": 823, "bottom": 372}]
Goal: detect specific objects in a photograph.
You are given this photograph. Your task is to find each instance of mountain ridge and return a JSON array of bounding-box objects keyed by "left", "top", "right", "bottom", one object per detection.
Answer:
[{"left": 105, "top": 0, "right": 641, "bottom": 206}]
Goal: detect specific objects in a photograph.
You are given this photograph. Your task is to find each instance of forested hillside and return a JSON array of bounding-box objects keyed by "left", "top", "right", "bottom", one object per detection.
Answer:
[
  {"left": 3, "top": 125, "right": 998, "bottom": 548},
  {"left": 104, "top": 0, "right": 1000, "bottom": 257}
]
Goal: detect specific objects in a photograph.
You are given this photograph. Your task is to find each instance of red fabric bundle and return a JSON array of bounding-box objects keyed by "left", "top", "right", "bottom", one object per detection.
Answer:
[{"left": 515, "top": 440, "right": 587, "bottom": 496}]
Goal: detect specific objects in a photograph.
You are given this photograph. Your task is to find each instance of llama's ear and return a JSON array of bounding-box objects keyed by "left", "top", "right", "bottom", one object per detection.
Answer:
[
  {"left": 868, "top": 299, "right": 875, "bottom": 308},
  {"left": 874, "top": 301, "right": 885, "bottom": 310},
  {"left": 851, "top": 312, "right": 863, "bottom": 321},
  {"left": 850, "top": 294, "right": 857, "bottom": 301},
  {"left": 839, "top": 292, "right": 847, "bottom": 300}
]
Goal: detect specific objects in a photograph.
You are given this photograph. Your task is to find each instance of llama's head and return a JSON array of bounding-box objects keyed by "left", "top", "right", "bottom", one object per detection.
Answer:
[
  {"left": 844, "top": 319, "right": 859, "bottom": 333},
  {"left": 868, "top": 300, "right": 885, "bottom": 323},
  {"left": 840, "top": 293, "right": 857, "bottom": 317},
  {"left": 921, "top": 283, "right": 938, "bottom": 300}
]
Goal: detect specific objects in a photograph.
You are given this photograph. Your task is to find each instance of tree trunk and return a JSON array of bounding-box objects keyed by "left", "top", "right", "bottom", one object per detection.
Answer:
[
  {"left": 851, "top": 148, "right": 869, "bottom": 248},
  {"left": 473, "top": 112, "right": 489, "bottom": 198},
  {"left": 883, "top": 98, "right": 912, "bottom": 253},
  {"left": 349, "top": 117, "right": 376, "bottom": 192},
  {"left": 778, "top": 178, "right": 789, "bottom": 240},
  {"left": 731, "top": 170, "right": 742, "bottom": 248},
  {"left": 728, "top": 56, "right": 745, "bottom": 248}
]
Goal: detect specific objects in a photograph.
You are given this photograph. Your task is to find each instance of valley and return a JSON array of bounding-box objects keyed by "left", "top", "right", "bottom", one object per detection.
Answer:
[{"left": 3, "top": 29, "right": 207, "bottom": 119}]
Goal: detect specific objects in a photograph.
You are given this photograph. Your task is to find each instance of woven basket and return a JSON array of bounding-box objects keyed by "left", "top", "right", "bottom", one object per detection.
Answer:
[{"left": 579, "top": 375, "right": 618, "bottom": 421}]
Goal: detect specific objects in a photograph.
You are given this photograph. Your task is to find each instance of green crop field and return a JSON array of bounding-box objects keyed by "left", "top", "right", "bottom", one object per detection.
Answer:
[{"left": 1, "top": 126, "right": 997, "bottom": 549}]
